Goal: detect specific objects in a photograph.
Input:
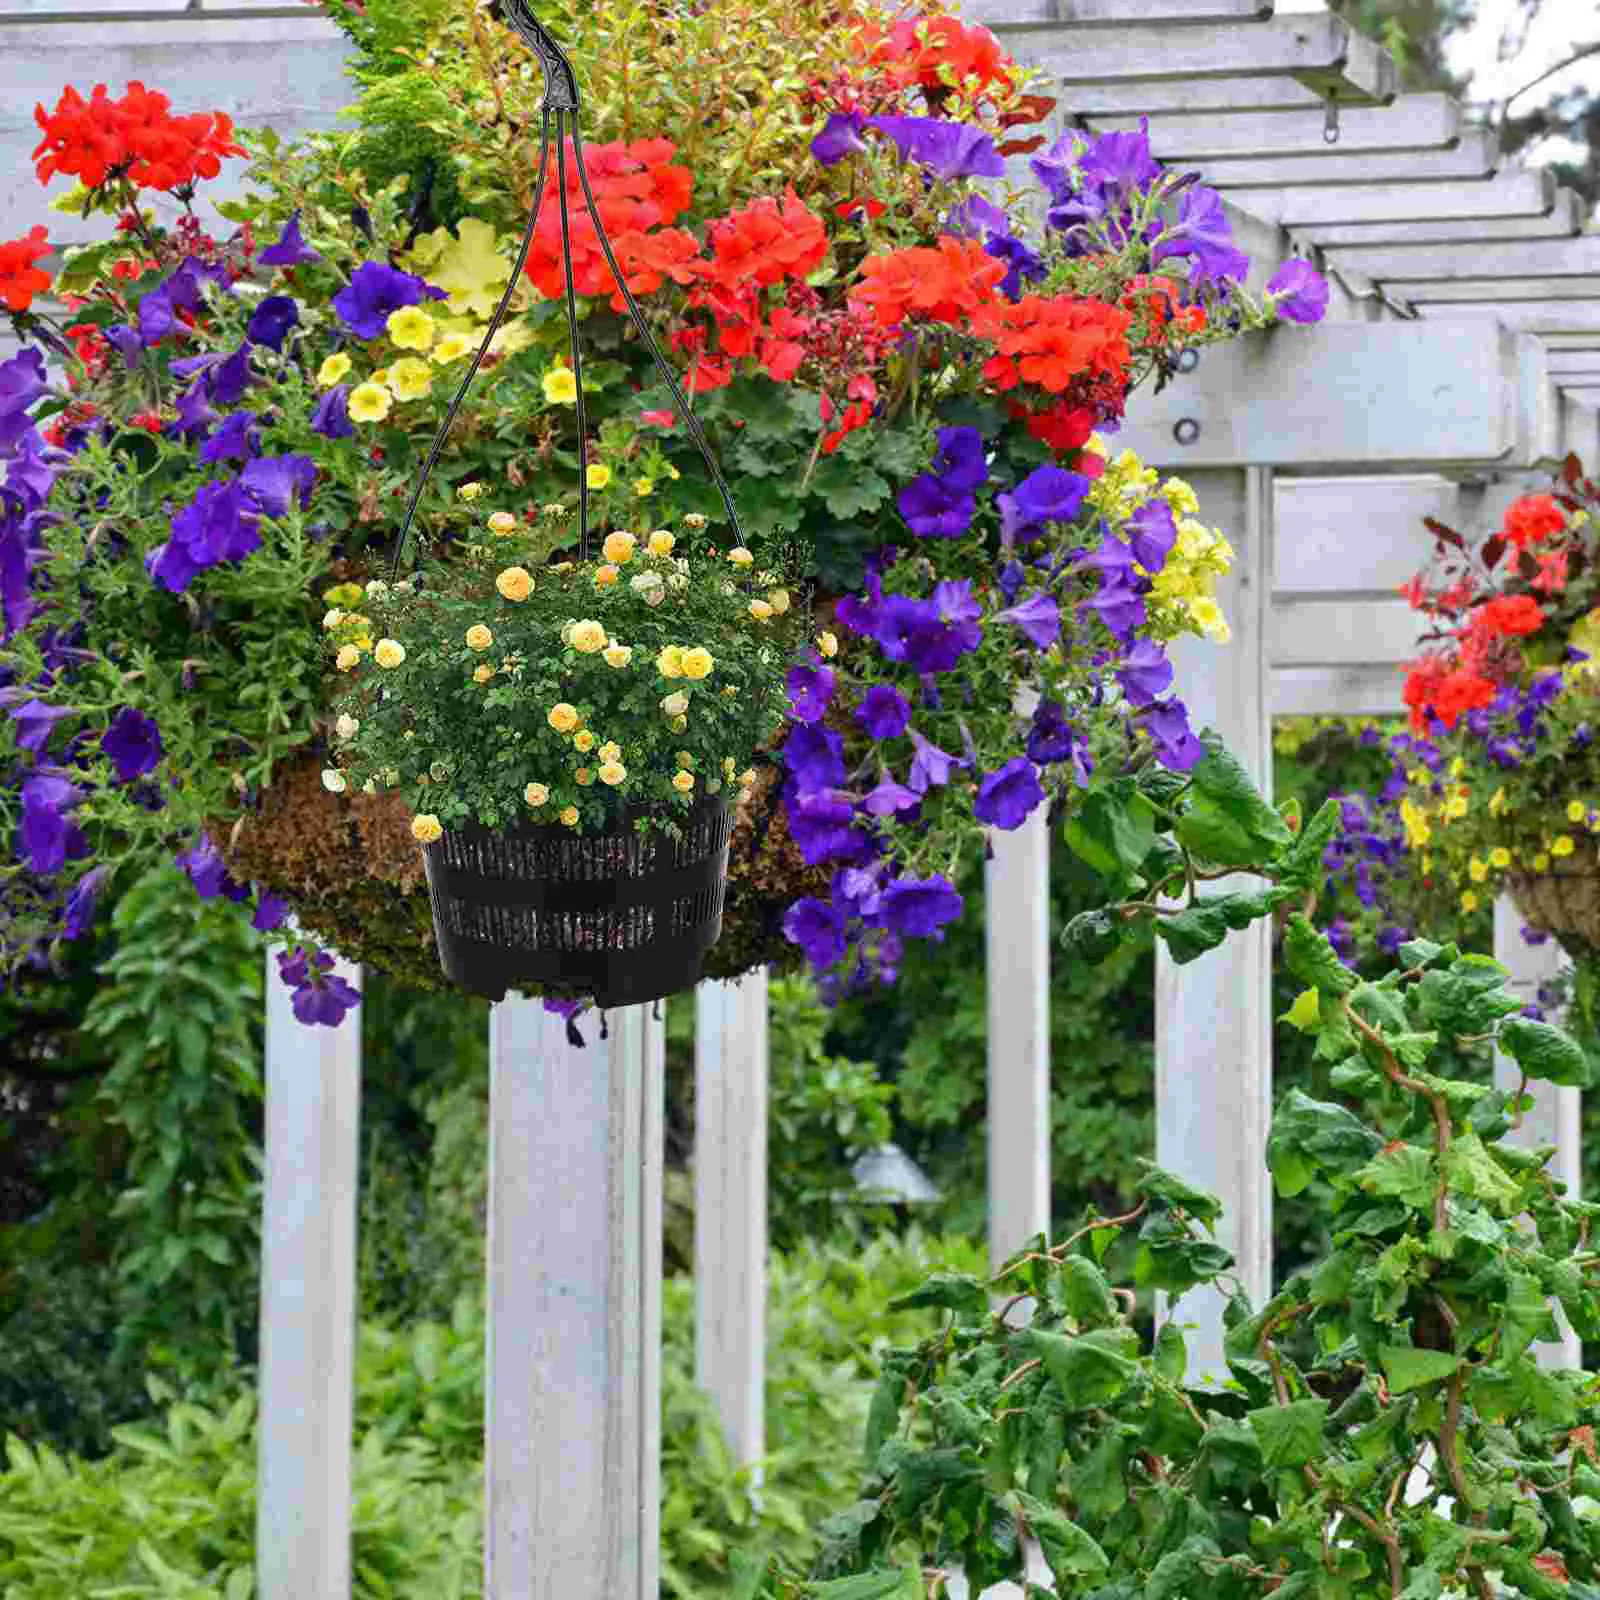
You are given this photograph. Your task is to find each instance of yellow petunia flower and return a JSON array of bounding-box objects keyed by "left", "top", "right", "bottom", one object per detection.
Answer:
[
  {"left": 465, "top": 624, "right": 494, "bottom": 651},
  {"left": 1469, "top": 857, "right": 1489, "bottom": 883},
  {"left": 634, "top": 478, "right": 654, "bottom": 498},
  {"left": 387, "top": 357, "right": 434, "bottom": 401},
  {"left": 525, "top": 782, "right": 550, "bottom": 807},
  {"left": 411, "top": 814, "right": 444, "bottom": 843},
  {"left": 432, "top": 333, "right": 473, "bottom": 365},
  {"left": 547, "top": 703, "right": 580, "bottom": 733},
  {"left": 1461, "top": 890, "right": 1479, "bottom": 913},
  {"left": 317, "top": 352, "right": 352, "bottom": 387},
  {"left": 1552, "top": 836, "right": 1577, "bottom": 858},
  {"left": 543, "top": 366, "right": 579, "bottom": 406},
  {"left": 1442, "top": 792, "right": 1469, "bottom": 822},
  {"left": 1490, "top": 847, "right": 1512, "bottom": 868},
  {"left": 817, "top": 631, "right": 838, "bottom": 658},
  {"left": 1570, "top": 800, "right": 1590, "bottom": 824},
  {"left": 373, "top": 639, "right": 406, "bottom": 668},
  {"left": 587, "top": 463, "right": 612, "bottom": 491},
  {"left": 680, "top": 647, "right": 714, "bottom": 680},
  {"left": 348, "top": 382, "right": 393, "bottom": 423},
  {"left": 1400, "top": 796, "right": 1431, "bottom": 850},
  {"left": 386, "top": 307, "right": 436, "bottom": 351}
]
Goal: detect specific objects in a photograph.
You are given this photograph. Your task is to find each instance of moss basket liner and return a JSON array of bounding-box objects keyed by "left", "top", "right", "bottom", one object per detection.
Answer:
[{"left": 1509, "top": 859, "right": 1600, "bottom": 961}]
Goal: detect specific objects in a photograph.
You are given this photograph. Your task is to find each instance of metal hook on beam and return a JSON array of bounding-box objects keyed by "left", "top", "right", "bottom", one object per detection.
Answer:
[{"left": 1323, "top": 93, "right": 1342, "bottom": 145}]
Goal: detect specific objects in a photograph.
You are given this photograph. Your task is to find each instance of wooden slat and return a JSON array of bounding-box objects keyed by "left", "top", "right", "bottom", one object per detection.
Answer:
[
  {"left": 1091, "top": 93, "right": 1457, "bottom": 160},
  {"left": 1271, "top": 597, "right": 1419, "bottom": 666},
  {"left": 1418, "top": 304, "right": 1600, "bottom": 333},
  {"left": 1403, "top": 276, "right": 1600, "bottom": 302},
  {"left": 1060, "top": 76, "right": 1340, "bottom": 117},
  {"left": 1201, "top": 129, "right": 1496, "bottom": 188},
  {"left": 1329, "top": 235, "right": 1600, "bottom": 283},
  {"left": 1296, "top": 190, "right": 1580, "bottom": 249},
  {"left": 1549, "top": 351, "right": 1600, "bottom": 376},
  {"left": 1055, "top": 0, "right": 1275, "bottom": 20},
  {"left": 1273, "top": 475, "right": 1454, "bottom": 593},
  {"left": 1270, "top": 665, "right": 1403, "bottom": 716},
  {"left": 1238, "top": 169, "right": 1553, "bottom": 228}
]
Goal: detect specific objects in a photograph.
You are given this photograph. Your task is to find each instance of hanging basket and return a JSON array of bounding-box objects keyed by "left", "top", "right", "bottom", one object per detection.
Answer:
[
  {"left": 420, "top": 797, "right": 733, "bottom": 1007},
  {"left": 1507, "top": 860, "right": 1600, "bottom": 960}
]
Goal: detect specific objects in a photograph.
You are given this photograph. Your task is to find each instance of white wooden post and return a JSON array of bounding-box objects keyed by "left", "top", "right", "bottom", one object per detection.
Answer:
[
  {"left": 257, "top": 947, "right": 362, "bottom": 1600},
  {"left": 485, "top": 997, "right": 664, "bottom": 1600},
  {"left": 694, "top": 971, "right": 769, "bottom": 1473},
  {"left": 1154, "top": 467, "right": 1275, "bottom": 1376},
  {"left": 1492, "top": 895, "right": 1583, "bottom": 1369},
  {"left": 986, "top": 767, "right": 1052, "bottom": 1273}
]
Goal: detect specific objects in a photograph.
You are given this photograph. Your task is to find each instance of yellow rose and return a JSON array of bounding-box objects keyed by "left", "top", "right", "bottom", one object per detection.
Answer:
[
  {"left": 817, "top": 631, "right": 838, "bottom": 658},
  {"left": 525, "top": 782, "right": 550, "bottom": 807},
  {"left": 496, "top": 566, "right": 533, "bottom": 602},
  {"left": 487, "top": 511, "right": 518, "bottom": 535},
  {"left": 575, "top": 767, "right": 595, "bottom": 786},
  {"left": 543, "top": 366, "right": 579, "bottom": 405},
  {"left": 433, "top": 333, "right": 474, "bottom": 365},
  {"left": 598, "top": 761, "right": 627, "bottom": 786},
  {"left": 603, "top": 643, "right": 634, "bottom": 669},
  {"left": 587, "top": 463, "right": 612, "bottom": 491},
  {"left": 388, "top": 356, "right": 434, "bottom": 401},
  {"left": 547, "top": 703, "right": 580, "bottom": 733},
  {"left": 373, "top": 639, "right": 406, "bottom": 668},
  {"left": 457, "top": 481, "right": 484, "bottom": 502},
  {"left": 748, "top": 599, "right": 774, "bottom": 621},
  {"left": 728, "top": 546, "right": 754, "bottom": 566},
  {"left": 634, "top": 478, "right": 654, "bottom": 498},
  {"left": 348, "top": 382, "right": 393, "bottom": 423},
  {"left": 675, "top": 750, "right": 695, "bottom": 769},
  {"left": 647, "top": 529, "right": 675, "bottom": 558},
  {"left": 336, "top": 644, "right": 362, "bottom": 671},
  {"left": 322, "top": 608, "right": 344, "bottom": 631},
  {"left": 594, "top": 564, "right": 620, "bottom": 588},
  {"left": 560, "top": 805, "right": 580, "bottom": 826},
  {"left": 336, "top": 714, "right": 360, "bottom": 740},
  {"left": 672, "top": 770, "right": 695, "bottom": 793},
  {"left": 411, "top": 813, "right": 444, "bottom": 843},
  {"left": 680, "top": 647, "right": 714, "bottom": 680},
  {"left": 386, "top": 307, "right": 436, "bottom": 351},
  {"left": 324, "top": 582, "right": 363, "bottom": 606},
  {"left": 317, "top": 352, "right": 352, "bottom": 387},
  {"left": 767, "top": 588, "right": 791, "bottom": 615},
  {"left": 570, "top": 619, "right": 608, "bottom": 654},
  {"left": 684, "top": 512, "right": 709, "bottom": 529},
  {"left": 661, "top": 691, "right": 689, "bottom": 717},
  {"left": 465, "top": 624, "right": 494, "bottom": 651},
  {"left": 738, "top": 768, "right": 757, "bottom": 787},
  {"left": 474, "top": 664, "right": 495, "bottom": 683},
  {"left": 656, "top": 645, "right": 686, "bottom": 678},
  {"left": 599, "top": 741, "right": 622, "bottom": 762},
  {"left": 574, "top": 730, "right": 596, "bottom": 753},
  {"left": 603, "top": 531, "right": 637, "bottom": 564}
]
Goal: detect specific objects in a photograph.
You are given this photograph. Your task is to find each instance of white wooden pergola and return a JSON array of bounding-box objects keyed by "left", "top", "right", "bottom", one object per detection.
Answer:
[{"left": 2, "top": 0, "right": 1595, "bottom": 1594}]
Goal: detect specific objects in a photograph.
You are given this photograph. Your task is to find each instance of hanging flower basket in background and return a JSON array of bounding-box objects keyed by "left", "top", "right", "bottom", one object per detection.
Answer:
[{"left": 1508, "top": 859, "right": 1600, "bottom": 959}]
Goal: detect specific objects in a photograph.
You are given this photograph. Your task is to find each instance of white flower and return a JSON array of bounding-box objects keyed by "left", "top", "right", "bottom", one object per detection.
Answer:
[
  {"left": 335, "top": 714, "right": 360, "bottom": 740},
  {"left": 322, "top": 608, "right": 344, "bottom": 631},
  {"left": 630, "top": 572, "right": 664, "bottom": 595},
  {"left": 393, "top": 580, "right": 414, "bottom": 595},
  {"left": 365, "top": 579, "right": 389, "bottom": 598},
  {"left": 321, "top": 769, "right": 348, "bottom": 794},
  {"left": 667, "top": 574, "right": 688, "bottom": 591}
]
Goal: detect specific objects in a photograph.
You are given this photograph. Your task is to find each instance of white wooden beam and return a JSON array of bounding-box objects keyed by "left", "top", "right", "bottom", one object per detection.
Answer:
[
  {"left": 1118, "top": 321, "right": 1525, "bottom": 471},
  {"left": 486, "top": 998, "right": 664, "bottom": 1600},
  {"left": 257, "top": 948, "right": 361, "bottom": 1600},
  {"left": 1202, "top": 130, "right": 1496, "bottom": 189},
  {"left": 1492, "top": 895, "right": 1582, "bottom": 1370},
  {"left": 1541, "top": 330, "right": 1600, "bottom": 348},
  {"left": 1273, "top": 475, "right": 1456, "bottom": 594},
  {"left": 985, "top": 773, "right": 1051, "bottom": 1273},
  {"left": 999, "top": 14, "right": 1396, "bottom": 103},
  {"left": 1562, "top": 393, "right": 1600, "bottom": 465},
  {"left": 1061, "top": 77, "right": 1346, "bottom": 118},
  {"left": 1240, "top": 169, "right": 1554, "bottom": 229},
  {"left": 1549, "top": 352, "right": 1600, "bottom": 376},
  {"left": 1405, "top": 277, "right": 1600, "bottom": 303},
  {"left": 1153, "top": 468, "right": 1274, "bottom": 1379},
  {"left": 1270, "top": 664, "right": 1402, "bottom": 716},
  {"left": 1091, "top": 94, "right": 1458, "bottom": 160},
  {"left": 1272, "top": 598, "right": 1417, "bottom": 666},
  {"left": 694, "top": 974, "right": 768, "bottom": 1475},
  {"left": 1055, "top": 0, "right": 1275, "bottom": 20},
  {"left": 1416, "top": 304, "right": 1600, "bottom": 332},
  {"left": 1295, "top": 189, "right": 1580, "bottom": 249},
  {"left": 1327, "top": 234, "right": 1600, "bottom": 284}
]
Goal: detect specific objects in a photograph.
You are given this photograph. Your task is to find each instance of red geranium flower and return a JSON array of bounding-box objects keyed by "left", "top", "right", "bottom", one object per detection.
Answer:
[
  {"left": 0, "top": 226, "right": 51, "bottom": 313},
  {"left": 1472, "top": 593, "right": 1545, "bottom": 639},
  {"left": 1502, "top": 492, "right": 1566, "bottom": 549}
]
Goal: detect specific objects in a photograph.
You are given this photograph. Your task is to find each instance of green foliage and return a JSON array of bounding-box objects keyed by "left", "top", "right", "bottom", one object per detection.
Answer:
[{"left": 759, "top": 742, "right": 1600, "bottom": 1599}]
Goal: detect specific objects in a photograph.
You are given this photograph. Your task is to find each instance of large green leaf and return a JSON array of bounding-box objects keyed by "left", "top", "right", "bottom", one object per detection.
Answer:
[
  {"left": 1012, "top": 1492, "right": 1109, "bottom": 1581},
  {"left": 1378, "top": 1344, "right": 1459, "bottom": 1395},
  {"left": 1026, "top": 1327, "right": 1138, "bottom": 1409},
  {"left": 1063, "top": 781, "right": 1157, "bottom": 882},
  {"left": 1267, "top": 1090, "right": 1381, "bottom": 1198},
  {"left": 1247, "top": 1398, "right": 1329, "bottom": 1468},
  {"left": 1498, "top": 1015, "right": 1595, "bottom": 1088}
]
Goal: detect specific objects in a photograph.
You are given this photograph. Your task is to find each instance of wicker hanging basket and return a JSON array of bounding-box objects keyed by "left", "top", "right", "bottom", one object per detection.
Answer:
[
  {"left": 1507, "top": 861, "right": 1600, "bottom": 960},
  {"left": 421, "top": 798, "right": 732, "bottom": 1007}
]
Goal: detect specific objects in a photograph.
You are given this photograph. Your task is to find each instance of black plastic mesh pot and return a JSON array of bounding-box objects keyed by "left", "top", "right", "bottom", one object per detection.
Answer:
[{"left": 421, "top": 798, "right": 732, "bottom": 1007}]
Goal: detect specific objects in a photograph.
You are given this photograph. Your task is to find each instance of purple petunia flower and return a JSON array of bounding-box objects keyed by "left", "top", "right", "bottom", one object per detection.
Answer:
[
  {"left": 1087, "top": 583, "right": 1147, "bottom": 643},
  {"left": 787, "top": 789, "right": 871, "bottom": 865},
  {"left": 854, "top": 683, "right": 912, "bottom": 741},
  {"left": 1027, "top": 698, "right": 1093, "bottom": 786},
  {"left": 907, "top": 727, "right": 966, "bottom": 793},
  {"left": 0, "top": 348, "right": 48, "bottom": 428},
  {"left": 199, "top": 410, "right": 262, "bottom": 465},
  {"left": 1266, "top": 258, "right": 1329, "bottom": 325},
  {"left": 103, "top": 323, "right": 143, "bottom": 371},
  {"left": 783, "top": 721, "right": 847, "bottom": 794},
  {"left": 898, "top": 474, "right": 976, "bottom": 540},
  {"left": 1151, "top": 185, "right": 1251, "bottom": 285},
  {"left": 152, "top": 479, "right": 263, "bottom": 592},
  {"left": 811, "top": 111, "right": 869, "bottom": 167},
  {"left": 136, "top": 256, "right": 231, "bottom": 347},
  {"left": 996, "top": 559, "right": 1028, "bottom": 605},
  {"left": 783, "top": 896, "right": 851, "bottom": 968},
  {"left": 310, "top": 384, "right": 355, "bottom": 441},
  {"left": 101, "top": 706, "right": 164, "bottom": 783},
  {"left": 879, "top": 874, "right": 964, "bottom": 940},
  {"left": 931, "top": 426, "right": 988, "bottom": 493},
  {"left": 18, "top": 774, "right": 86, "bottom": 875},
  {"left": 945, "top": 194, "right": 1011, "bottom": 239},
  {"left": 259, "top": 210, "right": 323, "bottom": 269},
  {"left": 253, "top": 890, "right": 290, "bottom": 932},
  {"left": 786, "top": 661, "right": 836, "bottom": 724},
  {"left": 863, "top": 771, "right": 923, "bottom": 816},
  {"left": 240, "top": 453, "right": 317, "bottom": 518},
  {"left": 332, "top": 261, "right": 447, "bottom": 339},
  {"left": 1012, "top": 464, "right": 1090, "bottom": 528},
  {"left": 868, "top": 115, "right": 1006, "bottom": 180},
  {"left": 211, "top": 344, "right": 256, "bottom": 406},
  {"left": 1116, "top": 638, "right": 1173, "bottom": 707},
  {"left": 167, "top": 380, "right": 219, "bottom": 441},
  {"left": 9, "top": 697, "right": 74, "bottom": 754},
  {"left": 1080, "top": 120, "right": 1163, "bottom": 201},
  {"left": 993, "top": 591, "right": 1061, "bottom": 651},
  {"left": 984, "top": 230, "right": 1048, "bottom": 301},
  {"left": 1143, "top": 698, "right": 1205, "bottom": 771},
  {"left": 974, "top": 756, "right": 1045, "bottom": 830},
  {"left": 1127, "top": 499, "right": 1177, "bottom": 573},
  {"left": 247, "top": 294, "right": 301, "bottom": 352},
  {"left": 63, "top": 864, "right": 110, "bottom": 940},
  {"left": 1030, "top": 129, "right": 1087, "bottom": 205}
]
